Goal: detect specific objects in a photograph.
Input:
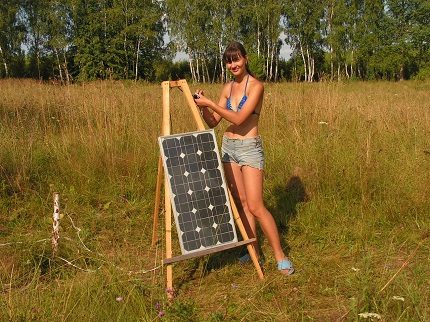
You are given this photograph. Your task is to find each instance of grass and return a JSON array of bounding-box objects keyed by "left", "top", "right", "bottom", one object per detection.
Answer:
[{"left": 0, "top": 79, "right": 429, "bottom": 321}]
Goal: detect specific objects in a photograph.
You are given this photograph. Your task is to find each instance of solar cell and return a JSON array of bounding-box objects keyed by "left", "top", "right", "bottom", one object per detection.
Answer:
[{"left": 159, "top": 129, "right": 238, "bottom": 254}]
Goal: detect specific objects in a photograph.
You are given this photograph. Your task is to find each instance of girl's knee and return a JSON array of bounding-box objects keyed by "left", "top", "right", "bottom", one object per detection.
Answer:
[{"left": 248, "top": 203, "right": 266, "bottom": 218}]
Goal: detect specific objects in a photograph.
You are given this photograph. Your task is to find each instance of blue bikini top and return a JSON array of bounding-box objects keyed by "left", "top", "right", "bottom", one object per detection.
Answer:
[
  {"left": 226, "top": 75, "right": 260, "bottom": 116},
  {"left": 226, "top": 75, "right": 249, "bottom": 112}
]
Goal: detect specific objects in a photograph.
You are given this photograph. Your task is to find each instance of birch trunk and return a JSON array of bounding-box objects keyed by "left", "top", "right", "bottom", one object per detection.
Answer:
[
  {"left": 201, "top": 56, "right": 206, "bottom": 83},
  {"left": 189, "top": 56, "right": 196, "bottom": 83},
  {"left": 37, "top": 49, "right": 41, "bottom": 80},
  {"left": 135, "top": 36, "right": 141, "bottom": 81},
  {"left": 54, "top": 47, "right": 64, "bottom": 84},
  {"left": 0, "top": 45, "right": 9, "bottom": 77},
  {"left": 299, "top": 40, "right": 307, "bottom": 82},
  {"left": 219, "top": 40, "right": 225, "bottom": 82},
  {"left": 269, "top": 43, "right": 275, "bottom": 81},
  {"left": 331, "top": 60, "right": 334, "bottom": 81},
  {"left": 212, "top": 55, "right": 217, "bottom": 83},
  {"left": 196, "top": 55, "right": 201, "bottom": 83},
  {"left": 306, "top": 46, "right": 312, "bottom": 82},
  {"left": 205, "top": 58, "right": 210, "bottom": 83},
  {"left": 63, "top": 51, "right": 70, "bottom": 85},
  {"left": 266, "top": 41, "right": 270, "bottom": 80},
  {"left": 124, "top": 33, "right": 129, "bottom": 79},
  {"left": 310, "top": 56, "right": 315, "bottom": 82},
  {"left": 257, "top": 23, "right": 260, "bottom": 57}
]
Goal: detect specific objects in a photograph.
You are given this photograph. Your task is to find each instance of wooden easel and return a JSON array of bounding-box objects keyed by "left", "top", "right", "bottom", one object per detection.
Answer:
[{"left": 152, "top": 79, "right": 264, "bottom": 298}]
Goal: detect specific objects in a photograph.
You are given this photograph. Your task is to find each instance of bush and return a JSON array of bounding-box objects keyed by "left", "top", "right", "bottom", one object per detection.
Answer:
[{"left": 413, "top": 66, "right": 430, "bottom": 80}]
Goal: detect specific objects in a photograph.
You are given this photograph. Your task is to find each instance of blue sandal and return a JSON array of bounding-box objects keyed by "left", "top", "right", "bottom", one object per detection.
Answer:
[{"left": 277, "top": 258, "right": 295, "bottom": 275}]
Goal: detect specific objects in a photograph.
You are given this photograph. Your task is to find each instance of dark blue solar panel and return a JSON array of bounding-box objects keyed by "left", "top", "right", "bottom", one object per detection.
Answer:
[{"left": 159, "top": 130, "right": 237, "bottom": 254}]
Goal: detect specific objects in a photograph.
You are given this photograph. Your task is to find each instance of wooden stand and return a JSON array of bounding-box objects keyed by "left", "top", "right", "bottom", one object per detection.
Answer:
[{"left": 152, "top": 79, "right": 264, "bottom": 298}]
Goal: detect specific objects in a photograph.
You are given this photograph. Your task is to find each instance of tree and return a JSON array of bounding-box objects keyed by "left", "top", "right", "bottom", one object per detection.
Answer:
[
  {"left": 71, "top": 0, "right": 164, "bottom": 81},
  {"left": 43, "top": 0, "right": 73, "bottom": 83},
  {"left": 384, "top": 0, "right": 420, "bottom": 79},
  {"left": 0, "top": 0, "right": 25, "bottom": 77},
  {"left": 283, "top": 0, "right": 325, "bottom": 82}
]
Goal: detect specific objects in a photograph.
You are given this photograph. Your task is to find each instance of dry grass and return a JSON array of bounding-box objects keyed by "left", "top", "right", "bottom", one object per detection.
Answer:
[{"left": 0, "top": 79, "right": 429, "bottom": 321}]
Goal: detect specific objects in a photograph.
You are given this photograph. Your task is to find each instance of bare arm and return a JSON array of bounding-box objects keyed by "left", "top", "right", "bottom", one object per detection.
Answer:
[
  {"left": 195, "top": 80, "right": 263, "bottom": 126},
  {"left": 195, "top": 85, "right": 229, "bottom": 128},
  {"left": 200, "top": 104, "right": 222, "bottom": 128}
]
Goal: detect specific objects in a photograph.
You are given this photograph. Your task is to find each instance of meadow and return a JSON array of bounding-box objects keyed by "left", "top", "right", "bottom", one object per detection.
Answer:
[{"left": 0, "top": 79, "right": 429, "bottom": 321}]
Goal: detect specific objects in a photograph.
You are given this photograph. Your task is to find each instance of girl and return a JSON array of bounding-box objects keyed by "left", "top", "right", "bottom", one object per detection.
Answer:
[{"left": 193, "top": 41, "right": 294, "bottom": 275}]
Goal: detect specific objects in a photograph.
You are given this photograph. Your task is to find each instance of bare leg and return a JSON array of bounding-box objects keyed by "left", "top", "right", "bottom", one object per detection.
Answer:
[
  {"left": 223, "top": 162, "right": 259, "bottom": 256},
  {"left": 241, "top": 166, "right": 288, "bottom": 263}
]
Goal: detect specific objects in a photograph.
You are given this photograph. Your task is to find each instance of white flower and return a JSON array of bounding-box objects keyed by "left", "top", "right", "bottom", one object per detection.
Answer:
[{"left": 358, "top": 312, "right": 381, "bottom": 319}]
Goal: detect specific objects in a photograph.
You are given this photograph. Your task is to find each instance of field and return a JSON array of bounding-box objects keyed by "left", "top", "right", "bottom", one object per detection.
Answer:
[{"left": 0, "top": 79, "right": 429, "bottom": 321}]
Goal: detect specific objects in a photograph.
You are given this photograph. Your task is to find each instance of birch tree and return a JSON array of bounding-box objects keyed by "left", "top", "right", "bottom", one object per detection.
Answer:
[
  {"left": 0, "top": 0, "right": 24, "bottom": 77},
  {"left": 283, "top": 0, "right": 325, "bottom": 82}
]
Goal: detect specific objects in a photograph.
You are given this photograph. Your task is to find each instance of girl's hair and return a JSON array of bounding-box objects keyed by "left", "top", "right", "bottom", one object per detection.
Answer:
[{"left": 222, "top": 41, "right": 254, "bottom": 76}]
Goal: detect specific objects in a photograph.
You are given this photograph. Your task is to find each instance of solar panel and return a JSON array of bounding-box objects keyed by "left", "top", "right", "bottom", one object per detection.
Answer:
[{"left": 159, "top": 129, "right": 238, "bottom": 255}]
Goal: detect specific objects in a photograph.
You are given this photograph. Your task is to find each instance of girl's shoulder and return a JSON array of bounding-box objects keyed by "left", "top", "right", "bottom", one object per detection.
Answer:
[{"left": 248, "top": 76, "right": 264, "bottom": 92}]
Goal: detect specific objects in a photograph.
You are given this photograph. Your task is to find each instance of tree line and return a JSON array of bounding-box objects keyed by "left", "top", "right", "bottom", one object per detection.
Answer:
[{"left": 0, "top": 0, "right": 429, "bottom": 83}]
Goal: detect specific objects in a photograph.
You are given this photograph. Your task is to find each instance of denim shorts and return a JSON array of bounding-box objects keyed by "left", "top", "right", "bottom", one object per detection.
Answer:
[{"left": 221, "top": 135, "right": 265, "bottom": 170}]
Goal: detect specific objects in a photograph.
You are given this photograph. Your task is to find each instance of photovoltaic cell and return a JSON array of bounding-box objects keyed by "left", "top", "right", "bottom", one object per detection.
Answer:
[{"left": 159, "top": 129, "right": 238, "bottom": 254}]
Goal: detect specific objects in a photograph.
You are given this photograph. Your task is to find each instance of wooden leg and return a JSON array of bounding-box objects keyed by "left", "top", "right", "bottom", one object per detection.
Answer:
[
  {"left": 151, "top": 156, "right": 163, "bottom": 247},
  {"left": 161, "top": 80, "right": 174, "bottom": 298},
  {"left": 179, "top": 80, "right": 205, "bottom": 131},
  {"left": 164, "top": 176, "right": 174, "bottom": 298},
  {"left": 228, "top": 190, "right": 264, "bottom": 280}
]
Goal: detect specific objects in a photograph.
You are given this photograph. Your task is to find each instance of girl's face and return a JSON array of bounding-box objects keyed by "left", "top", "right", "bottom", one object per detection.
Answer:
[{"left": 226, "top": 54, "right": 247, "bottom": 77}]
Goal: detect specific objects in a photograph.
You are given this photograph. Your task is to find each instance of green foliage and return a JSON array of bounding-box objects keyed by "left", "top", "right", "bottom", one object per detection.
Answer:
[
  {"left": 153, "top": 59, "right": 191, "bottom": 82},
  {"left": 1, "top": 1, "right": 430, "bottom": 81},
  {"left": 247, "top": 52, "right": 265, "bottom": 79},
  {"left": 0, "top": 0, "right": 26, "bottom": 77},
  {"left": 72, "top": 0, "right": 165, "bottom": 80},
  {"left": 414, "top": 66, "right": 430, "bottom": 80},
  {"left": 166, "top": 300, "right": 199, "bottom": 321}
]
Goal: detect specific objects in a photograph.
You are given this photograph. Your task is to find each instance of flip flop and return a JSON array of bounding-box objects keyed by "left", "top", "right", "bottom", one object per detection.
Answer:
[{"left": 277, "top": 258, "right": 295, "bottom": 275}]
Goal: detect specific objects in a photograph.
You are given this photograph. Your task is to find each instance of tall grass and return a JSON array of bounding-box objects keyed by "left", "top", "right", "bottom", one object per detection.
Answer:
[{"left": 1, "top": 79, "right": 429, "bottom": 321}]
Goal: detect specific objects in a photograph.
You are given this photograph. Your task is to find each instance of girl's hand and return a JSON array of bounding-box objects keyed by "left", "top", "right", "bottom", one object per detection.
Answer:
[{"left": 193, "top": 90, "right": 211, "bottom": 107}]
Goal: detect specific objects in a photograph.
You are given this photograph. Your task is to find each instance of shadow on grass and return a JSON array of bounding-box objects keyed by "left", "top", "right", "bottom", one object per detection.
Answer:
[
  {"left": 268, "top": 171, "right": 309, "bottom": 255},
  {"left": 175, "top": 171, "right": 309, "bottom": 292},
  {"left": 175, "top": 259, "right": 201, "bottom": 291},
  {"left": 194, "top": 173, "right": 310, "bottom": 275}
]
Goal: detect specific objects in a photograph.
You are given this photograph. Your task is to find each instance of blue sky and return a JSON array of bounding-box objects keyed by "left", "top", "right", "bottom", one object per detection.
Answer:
[{"left": 170, "top": 32, "right": 293, "bottom": 62}]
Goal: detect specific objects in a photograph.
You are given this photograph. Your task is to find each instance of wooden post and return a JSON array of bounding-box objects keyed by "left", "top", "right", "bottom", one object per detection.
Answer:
[
  {"left": 178, "top": 79, "right": 205, "bottom": 131},
  {"left": 151, "top": 156, "right": 163, "bottom": 247},
  {"left": 161, "top": 81, "right": 174, "bottom": 298},
  {"left": 52, "top": 192, "right": 60, "bottom": 256}
]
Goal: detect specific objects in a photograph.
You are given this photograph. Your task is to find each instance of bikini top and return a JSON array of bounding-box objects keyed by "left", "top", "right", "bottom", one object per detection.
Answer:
[{"left": 226, "top": 75, "right": 260, "bottom": 115}]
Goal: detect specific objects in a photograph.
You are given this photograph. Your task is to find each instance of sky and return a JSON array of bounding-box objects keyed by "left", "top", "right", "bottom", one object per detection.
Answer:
[{"left": 171, "top": 32, "right": 293, "bottom": 62}]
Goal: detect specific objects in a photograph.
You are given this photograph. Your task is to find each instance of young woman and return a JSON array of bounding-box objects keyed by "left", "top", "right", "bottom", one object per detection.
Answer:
[{"left": 193, "top": 41, "right": 294, "bottom": 275}]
